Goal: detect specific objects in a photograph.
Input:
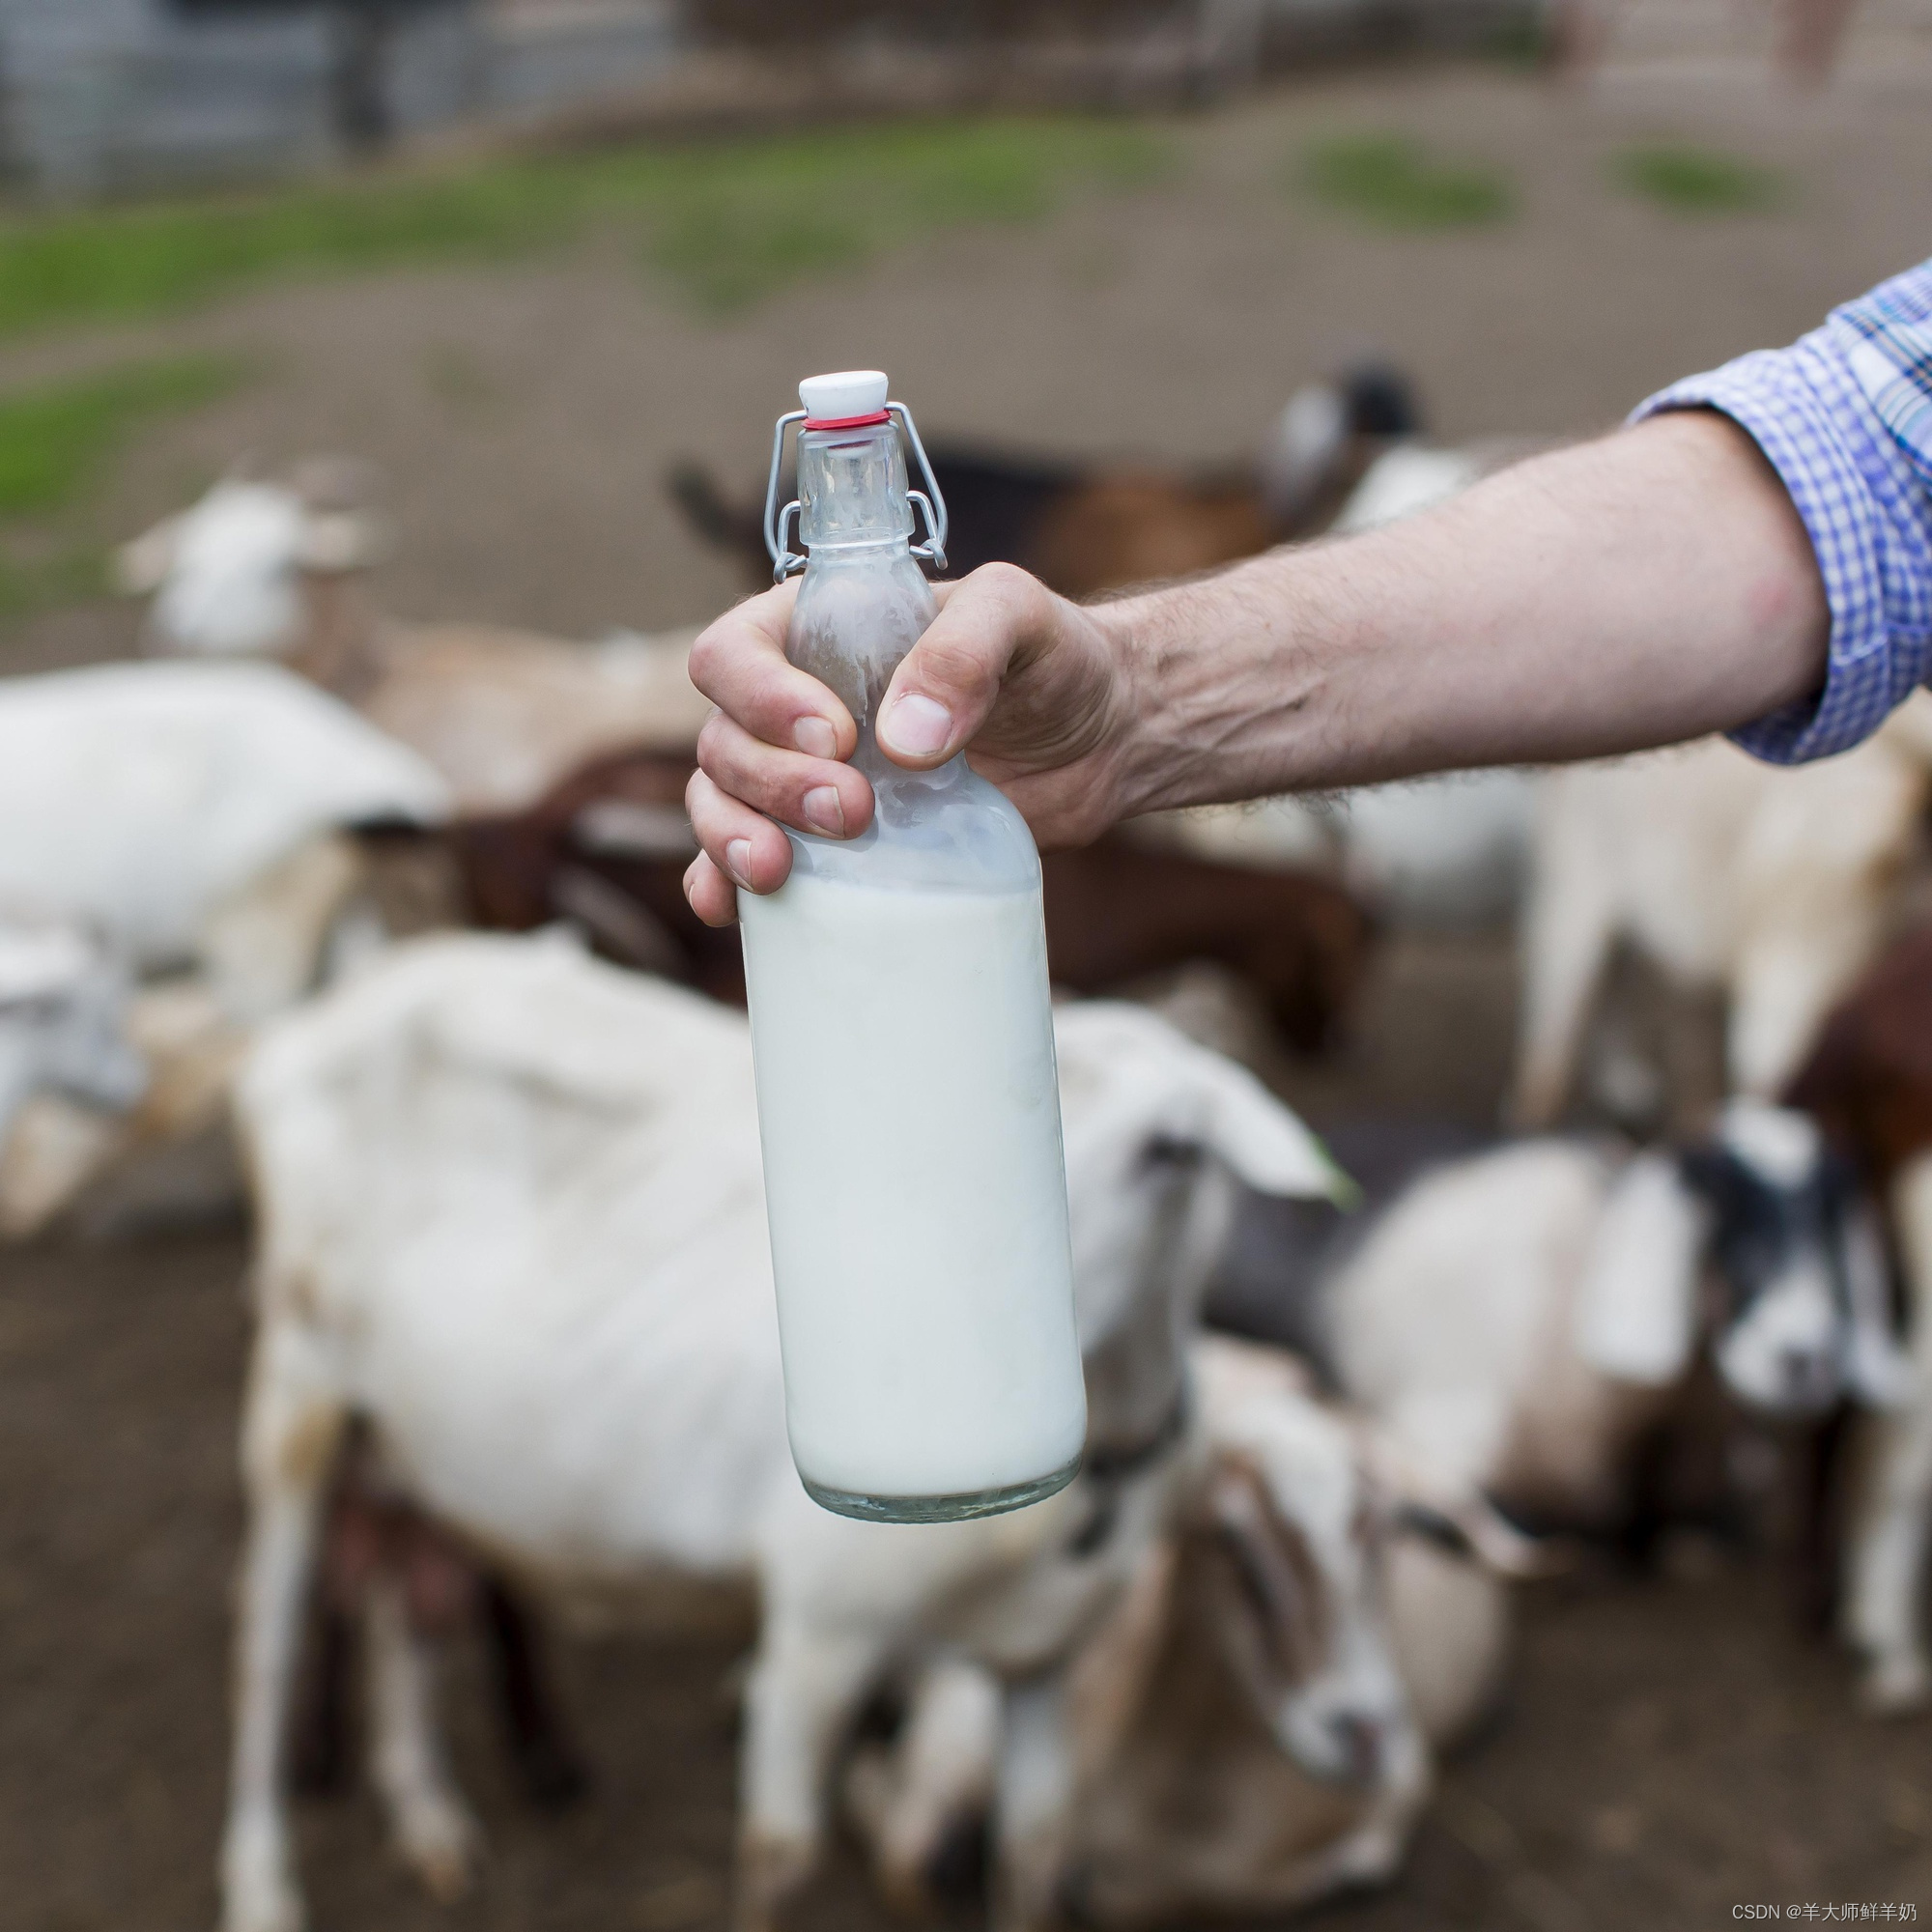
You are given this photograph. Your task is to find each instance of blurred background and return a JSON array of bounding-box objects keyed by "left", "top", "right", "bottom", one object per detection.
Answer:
[{"left": 4, "top": 0, "right": 1932, "bottom": 1927}]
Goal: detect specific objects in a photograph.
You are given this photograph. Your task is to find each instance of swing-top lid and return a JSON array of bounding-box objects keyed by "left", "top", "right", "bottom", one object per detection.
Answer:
[{"left": 800, "top": 370, "right": 890, "bottom": 428}]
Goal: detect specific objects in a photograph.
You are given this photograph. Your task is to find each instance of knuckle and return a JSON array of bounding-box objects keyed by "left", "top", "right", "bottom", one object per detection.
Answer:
[
  {"left": 688, "top": 599, "right": 777, "bottom": 694},
  {"left": 685, "top": 624, "right": 730, "bottom": 694},
  {"left": 971, "top": 559, "right": 1032, "bottom": 598},
  {"left": 698, "top": 717, "right": 764, "bottom": 794},
  {"left": 970, "top": 559, "right": 1051, "bottom": 624}
]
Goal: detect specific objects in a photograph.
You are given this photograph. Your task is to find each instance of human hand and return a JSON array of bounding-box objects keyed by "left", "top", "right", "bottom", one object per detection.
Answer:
[{"left": 682, "top": 562, "right": 1140, "bottom": 925}]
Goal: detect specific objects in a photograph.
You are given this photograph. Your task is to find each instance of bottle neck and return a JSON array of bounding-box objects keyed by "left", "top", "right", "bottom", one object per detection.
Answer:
[
  {"left": 788, "top": 420, "right": 938, "bottom": 781},
  {"left": 798, "top": 421, "right": 913, "bottom": 554}
]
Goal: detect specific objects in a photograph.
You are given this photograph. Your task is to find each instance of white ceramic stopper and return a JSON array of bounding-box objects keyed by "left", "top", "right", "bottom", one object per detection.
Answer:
[{"left": 799, "top": 370, "right": 889, "bottom": 421}]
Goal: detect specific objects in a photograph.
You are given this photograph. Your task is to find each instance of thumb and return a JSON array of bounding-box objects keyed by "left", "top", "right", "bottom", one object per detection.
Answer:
[{"left": 876, "top": 564, "right": 1047, "bottom": 769}]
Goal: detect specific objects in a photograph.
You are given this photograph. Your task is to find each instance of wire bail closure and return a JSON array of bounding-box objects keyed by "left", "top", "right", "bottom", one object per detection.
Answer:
[{"left": 763, "top": 401, "right": 950, "bottom": 584}]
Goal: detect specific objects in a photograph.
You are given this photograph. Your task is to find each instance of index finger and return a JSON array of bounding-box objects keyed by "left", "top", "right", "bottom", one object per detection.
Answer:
[{"left": 687, "top": 581, "right": 857, "bottom": 764}]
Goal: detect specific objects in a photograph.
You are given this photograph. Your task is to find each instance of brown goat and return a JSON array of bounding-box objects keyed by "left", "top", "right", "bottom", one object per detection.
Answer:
[
  {"left": 1786, "top": 925, "right": 1932, "bottom": 1709},
  {"left": 668, "top": 370, "right": 1421, "bottom": 602},
  {"left": 670, "top": 451, "right": 1284, "bottom": 602},
  {"left": 434, "top": 747, "right": 1374, "bottom": 1055},
  {"left": 1052, "top": 1521, "right": 1391, "bottom": 1927},
  {"left": 440, "top": 746, "right": 746, "bottom": 1004},
  {"left": 1787, "top": 924, "right": 1932, "bottom": 1190},
  {"left": 1042, "top": 838, "right": 1373, "bottom": 1055}
]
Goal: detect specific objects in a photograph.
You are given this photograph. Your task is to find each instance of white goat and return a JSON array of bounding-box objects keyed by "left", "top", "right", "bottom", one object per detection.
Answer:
[
  {"left": 0, "top": 660, "right": 445, "bottom": 1006},
  {"left": 1321, "top": 1103, "right": 1908, "bottom": 1534},
  {"left": 1141, "top": 772, "right": 1533, "bottom": 928},
  {"left": 123, "top": 478, "right": 320, "bottom": 660},
  {"left": 0, "top": 660, "right": 446, "bottom": 1232},
  {"left": 842, "top": 1332, "right": 1517, "bottom": 1928},
  {"left": 1840, "top": 1149, "right": 1932, "bottom": 1712},
  {"left": 219, "top": 932, "right": 1346, "bottom": 1932},
  {"left": 0, "top": 915, "right": 148, "bottom": 1161},
  {"left": 122, "top": 476, "right": 714, "bottom": 813},
  {"left": 1512, "top": 696, "right": 1932, "bottom": 1128},
  {"left": 0, "top": 971, "right": 256, "bottom": 1237}
]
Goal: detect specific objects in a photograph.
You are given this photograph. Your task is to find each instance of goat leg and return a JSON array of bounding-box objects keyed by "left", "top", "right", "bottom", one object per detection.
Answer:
[
  {"left": 480, "top": 1573, "right": 590, "bottom": 1810},
  {"left": 1844, "top": 1401, "right": 1932, "bottom": 1710},
  {"left": 1511, "top": 855, "right": 1614, "bottom": 1131},
  {"left": 992, "top": 1675, "right": 1079, "bottom": 1932},
  {"left": 736, "top": 1629, "right": 884, "bottom": 1932},
  {"left": 845, "top": 1657, "right": 1002, "bottom": 1917},
  {"left": 289, "top": 1599, "right": 357, "bottom": 1797},
  {"left": 364, "top": 1576, "right": 481, "bottom": 1902},
  {"left": 219, "top": 1362, "right": 347, "bottom": 1932},
  {"left": 1846, "top": 1153, "right": 1932, "bottom": 1711},
  {"left": 1788, "top": 1405, "right": 1853, "bottom": 1634}
]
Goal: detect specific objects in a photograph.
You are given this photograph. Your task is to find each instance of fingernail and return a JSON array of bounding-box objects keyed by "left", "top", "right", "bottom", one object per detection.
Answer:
[
  {"left": 802, "top": 785, "right": 844, "bottom": 836},
  {"left": 881, "top": 693, "right": 952, "bottom": 758},
  {"left": 793, "top": 715, "right": 838, "bottom": 759},
  {"left": 725, "top": 839, "right": 753, "bottom": 889}
]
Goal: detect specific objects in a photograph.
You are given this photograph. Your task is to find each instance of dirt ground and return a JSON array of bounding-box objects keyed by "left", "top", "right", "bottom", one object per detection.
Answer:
[
  {"left": 9, "top": 26, "right": 1932, "bottom": 1932},
  {"left": 10, "top": 936, "right": 1932, "bottom": 1932}
]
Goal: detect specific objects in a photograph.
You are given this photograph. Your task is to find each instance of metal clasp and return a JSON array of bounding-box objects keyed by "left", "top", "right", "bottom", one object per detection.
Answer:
[
  {"left": 893, "top": 402, "right": 951, "bottom": 576},
  {"left": 762, "top": 401, "right": 951, "bottom": 584}
]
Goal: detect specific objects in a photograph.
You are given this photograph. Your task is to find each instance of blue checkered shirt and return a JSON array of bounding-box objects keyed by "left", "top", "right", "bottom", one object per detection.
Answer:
[{"left": 1632, "top": 257, "right": 1932, "bottom": 763}]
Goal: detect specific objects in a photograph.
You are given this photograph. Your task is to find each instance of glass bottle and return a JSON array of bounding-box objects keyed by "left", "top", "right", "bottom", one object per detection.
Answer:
[{"left": 738, "top": 370, "right": 1087, "bottom": 1524}]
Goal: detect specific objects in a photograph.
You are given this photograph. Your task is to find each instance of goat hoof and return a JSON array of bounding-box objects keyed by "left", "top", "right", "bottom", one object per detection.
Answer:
[
  {"left": 733, "top": 1832, "right": 814, "bottom": 1932},
  {"left": 219, "top": 1900, "right": 303, "bottom": 1932},
  {"left": 396, "top": 1796, "right": 482, "bottom": 1902},
  {"left": 218, "top": 1890, "right": 303, "bottom": 1932},
  {"left": 220, "top": 1821, "right": 305, "bottom": 1932},
  {"left": 1861, "top": 1655, "right": 1932, "bottom": 1716}
]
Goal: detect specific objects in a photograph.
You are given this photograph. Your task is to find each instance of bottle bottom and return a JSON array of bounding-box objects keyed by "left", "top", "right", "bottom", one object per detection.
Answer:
[{"left": 800, "top": 1451, "right": 1082, "bottom": 1525}]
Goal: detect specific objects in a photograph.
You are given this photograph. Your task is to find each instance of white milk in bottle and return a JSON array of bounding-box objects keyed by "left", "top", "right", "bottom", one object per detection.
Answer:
[{"left": 738, "top": 370, "right": 1087, "bottom": 1522}]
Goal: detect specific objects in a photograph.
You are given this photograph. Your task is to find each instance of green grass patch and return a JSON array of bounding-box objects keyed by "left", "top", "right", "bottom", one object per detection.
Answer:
[
  {"left": 1612, "top": 145, "right": 1788, "bottom": 214},
  {"left": 1299, "top": 134, "right": 1514, "bottom": 231},
  {"left": 639, "top": 117, "right": 1167, "bottom": 310},
  {"left": 0, "top": 354, "right": 243, "bottom": 517},
  {"left": 0, "top": 353, "right": 245, "bottom": 642},
  {"left": 0, "top": 546, "right": 106, "bottom": 625},
  {"left": 0, "top": 116, "right": 1171, "bottom": 336}
]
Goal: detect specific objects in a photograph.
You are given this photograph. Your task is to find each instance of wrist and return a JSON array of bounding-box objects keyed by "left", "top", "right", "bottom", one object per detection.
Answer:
[{"left": 1085, "top": 590, "right": 1174, "bottom": 825}]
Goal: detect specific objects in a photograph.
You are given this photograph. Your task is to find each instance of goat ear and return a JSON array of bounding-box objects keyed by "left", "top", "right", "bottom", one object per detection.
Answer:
[
  {"left": 1361, "top": 1432, "right": 1562, "bottom": 1579},
  {"left": 111, "top": 518, "right": 181, "bottom": 598},
  {"left": 1572, "top": 1152, "right": 1704, "bottom": 1386},
  {"left": 1840, "top": 1194, "right": 1917, "bottom": 1410},
  {"left": 1194, "top": 1054, "right": 1355, "bottom": 1204}
]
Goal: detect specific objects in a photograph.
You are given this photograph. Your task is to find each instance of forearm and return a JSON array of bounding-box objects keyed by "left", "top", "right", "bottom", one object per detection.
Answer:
[
  {"left": 1101, "top": 411, "right": 1831, "bottom": 815},
  {"left": 680, "top": 407, "right": 1833, "bottom": 923}
]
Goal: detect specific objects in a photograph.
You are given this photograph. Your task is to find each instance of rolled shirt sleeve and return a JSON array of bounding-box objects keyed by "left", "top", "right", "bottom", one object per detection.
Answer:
[{"left": 1630, "top": 258, "right": 1932, "bottom": 763}]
